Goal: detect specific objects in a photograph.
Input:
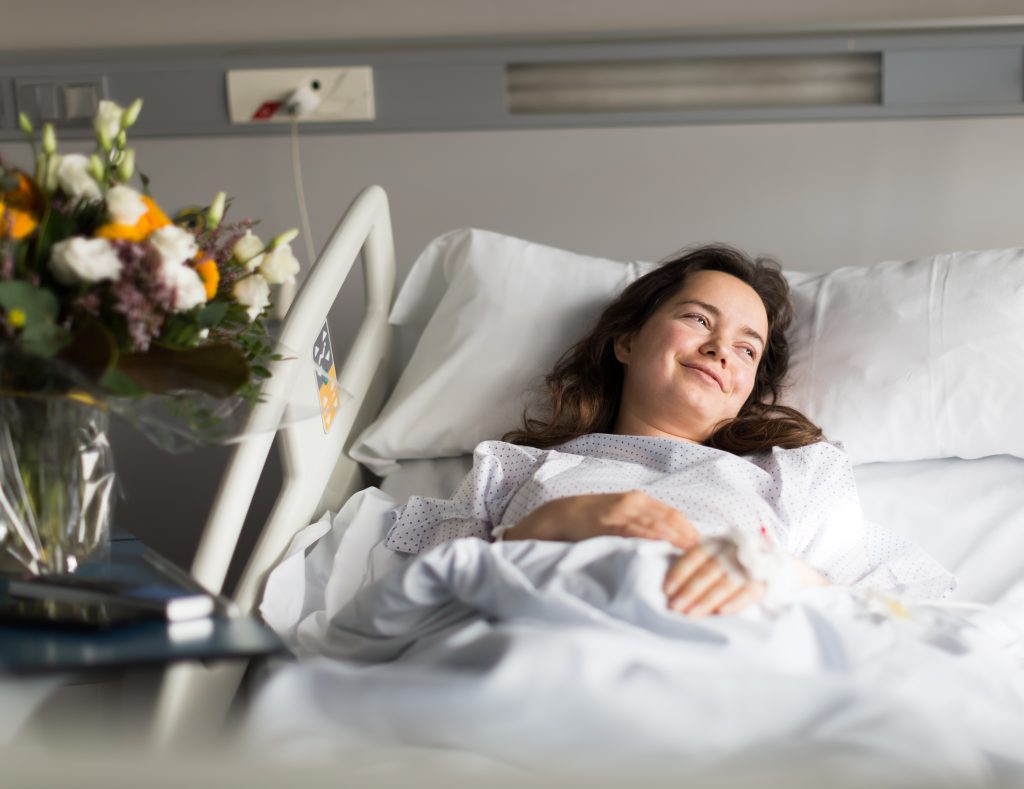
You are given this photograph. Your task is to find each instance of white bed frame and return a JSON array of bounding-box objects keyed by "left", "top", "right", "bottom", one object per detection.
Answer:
[{"left": 150, "top": 184, "right": 399, "bottom": 746}]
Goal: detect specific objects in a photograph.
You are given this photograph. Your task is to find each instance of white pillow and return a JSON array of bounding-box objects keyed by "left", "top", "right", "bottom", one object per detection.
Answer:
[
  {"left": 350, "top": 229, "right": 652, "bottom": 474},
  {"left": 783, "top": 249, "right": 1024, "bottom": 464},
  {"left": 350, "top": 231, "right": 1024, "bottom": 473}
]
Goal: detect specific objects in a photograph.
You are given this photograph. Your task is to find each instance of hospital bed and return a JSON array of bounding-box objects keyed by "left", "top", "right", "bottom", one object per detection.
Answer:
[{"left": 154, "top": 184, "right": 1024, "bottom": 783}]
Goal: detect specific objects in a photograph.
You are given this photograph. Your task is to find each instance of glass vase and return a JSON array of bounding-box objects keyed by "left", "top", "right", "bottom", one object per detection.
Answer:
[{"left": 0, "top": 394, "right": 116, "bottom": 575}]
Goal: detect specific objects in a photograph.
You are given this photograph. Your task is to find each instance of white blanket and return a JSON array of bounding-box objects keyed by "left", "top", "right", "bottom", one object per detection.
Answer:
[{"left": 249, "top": 489, "right": 1024, "bottom": 785}]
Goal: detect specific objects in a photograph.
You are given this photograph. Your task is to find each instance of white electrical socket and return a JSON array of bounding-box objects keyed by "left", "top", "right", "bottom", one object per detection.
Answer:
[{"left": 226, "top": 67, "right": 375, "bottom": 124}]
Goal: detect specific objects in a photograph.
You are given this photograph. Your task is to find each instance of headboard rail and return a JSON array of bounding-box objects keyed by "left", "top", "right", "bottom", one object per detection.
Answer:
[{"left": 190, "top": 184, "right": 396, "bottom": 610}]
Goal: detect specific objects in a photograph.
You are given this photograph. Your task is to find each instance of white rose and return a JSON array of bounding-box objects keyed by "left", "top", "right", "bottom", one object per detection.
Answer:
[
  {"left": 160, "top": 261, "right": 207, "bottom": 312},
  {"left": 49, "top": 237, "right": 123, "bottom": 285},
  {"left": 258, "top": 242, "right": 300, "bottom": 285},
  {"left": 94, "top": 100, "right": 124, "bottom": 144},
  {"left": 233, "top": 275, "right": 270, "bottom": 321},
  {"left": 106, "top": 184, "right": 147, "bottom": 226},
  {"left": 232, "top": 230, "right": 265, "bottom": 271},
  {"left": 56, "top": 154, "right": 102, "bottom": 202},
  {"left": 149, "top": 224, "right": 198, "bottom": 267}
]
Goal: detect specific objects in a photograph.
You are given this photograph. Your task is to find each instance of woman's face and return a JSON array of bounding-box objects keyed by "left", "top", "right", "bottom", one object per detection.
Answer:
[{"left": 613, "top": 270, "right": 769, "bottom": 443}]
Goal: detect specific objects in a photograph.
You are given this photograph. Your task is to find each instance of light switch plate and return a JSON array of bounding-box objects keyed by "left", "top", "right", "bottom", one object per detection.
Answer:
[
  {"left": 226, "top": 67, "right": 375, "bottom": 124},
  {"left": 15, "top": 76, "right": 107, "bottom": 126}
]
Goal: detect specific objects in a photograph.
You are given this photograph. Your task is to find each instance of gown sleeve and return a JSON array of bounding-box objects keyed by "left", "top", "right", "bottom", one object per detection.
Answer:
[
  {"left": 772, "top": 442, "right": 956, "bottom": 598},
  {"left": 384, "top": 441, "right": 545, "bottom": 555}
]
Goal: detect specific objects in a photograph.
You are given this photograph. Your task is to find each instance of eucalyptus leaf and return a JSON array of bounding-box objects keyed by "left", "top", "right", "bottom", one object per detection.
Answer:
[
  {"left": 0, "top": 280, "right": 59, "bottom": 321},
  {"left": 19, "top": 321, "right": 66, "bottom": 358}
]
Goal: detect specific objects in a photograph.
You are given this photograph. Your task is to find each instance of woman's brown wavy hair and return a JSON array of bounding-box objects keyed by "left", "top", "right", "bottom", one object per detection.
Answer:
[{"left": 502, "top": 244, "right": 823, "bottom": 454}]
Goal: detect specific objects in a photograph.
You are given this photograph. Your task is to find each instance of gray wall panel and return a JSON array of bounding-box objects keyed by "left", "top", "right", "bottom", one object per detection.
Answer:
[{"left": 884, "top": 46, "right": 1023, "bottom": 104}]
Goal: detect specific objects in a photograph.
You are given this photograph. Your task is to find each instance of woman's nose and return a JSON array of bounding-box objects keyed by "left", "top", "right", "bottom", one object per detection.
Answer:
[{"left": 701, "top": 340, "right": 728, "bottom": 364}]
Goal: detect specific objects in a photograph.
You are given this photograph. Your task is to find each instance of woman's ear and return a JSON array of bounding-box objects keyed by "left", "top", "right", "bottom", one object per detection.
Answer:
[{"left": 613, "top": 334, "right": 632, "bottom": 364}]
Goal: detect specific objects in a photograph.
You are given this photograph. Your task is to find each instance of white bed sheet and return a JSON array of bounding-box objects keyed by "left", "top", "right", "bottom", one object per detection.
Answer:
[
  {"left": 251, "top": 492, "right": 1024, "bottom": 784},
  {"left": 250, "top": 452, "right": 1024, "bottom": 781},
  {"left": 380, "top": 453, "right": 1024, "bottom": 606}
]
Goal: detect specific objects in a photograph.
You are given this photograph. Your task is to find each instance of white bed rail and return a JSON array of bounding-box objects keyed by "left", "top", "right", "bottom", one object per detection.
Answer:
[
  {"left": 192, "top": 184, "right": 395, "bottom": 606},
  {"left": 148, "top": 185, "right": 395, "bottom": 748}
]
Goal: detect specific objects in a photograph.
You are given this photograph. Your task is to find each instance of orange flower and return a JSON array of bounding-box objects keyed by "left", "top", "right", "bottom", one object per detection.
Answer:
[
  {"left": 194, "top": 256, "right": 219, "bottom": 300},
  {"left": 95, "top": 194, "right": 171, "bottom": 242},
  {"left": 0, "top": 172, "right": 41, "bottom": 240}
]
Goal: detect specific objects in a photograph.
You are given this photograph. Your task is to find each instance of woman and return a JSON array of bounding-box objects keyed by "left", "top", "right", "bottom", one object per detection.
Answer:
[{"left": 384, "top": 245, "right": 952, "bottom": 615}]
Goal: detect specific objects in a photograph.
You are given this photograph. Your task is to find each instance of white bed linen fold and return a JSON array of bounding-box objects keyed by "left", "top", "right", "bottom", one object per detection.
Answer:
[
  {"left": 381, "top": 453, "right": 1024, "bottom": 605},
  {"left": 249, "top": 492, "right": 1024, "bottom": 783}
]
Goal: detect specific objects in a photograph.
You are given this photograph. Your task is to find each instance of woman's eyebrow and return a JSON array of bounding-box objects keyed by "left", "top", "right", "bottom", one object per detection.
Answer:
[{"left": 674, "top": 299, "right": 766, "bottom": 348}]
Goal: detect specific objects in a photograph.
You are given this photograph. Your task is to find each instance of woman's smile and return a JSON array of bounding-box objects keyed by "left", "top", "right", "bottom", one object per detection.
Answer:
[
  {"left": 613, "top": 269, "right": 767, "bottom": 442},
  {"left": 680, "top": 362, "right": 724, "bottom": 391}
]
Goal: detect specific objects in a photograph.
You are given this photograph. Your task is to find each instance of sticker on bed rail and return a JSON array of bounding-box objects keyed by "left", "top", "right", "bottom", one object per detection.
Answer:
[{"left": 313, "top": 321, "right": 340, "bottom": 434}]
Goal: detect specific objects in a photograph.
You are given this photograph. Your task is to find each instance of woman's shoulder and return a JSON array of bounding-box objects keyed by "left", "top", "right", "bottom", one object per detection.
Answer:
[
  {"left": 476, "top": 433, "right": 699, "bottom": 466},
  {"left": 745, "top": 438, "right": 852, "bottom": 477},
  {"left": 771, "top": 438, "right": 848, "bottom": 458},
  {"left": 472, "top": 439, "right": 550, "bottom": 463},
  {"left": 476, "top": 433, "right": 628, "bottom": 457}
]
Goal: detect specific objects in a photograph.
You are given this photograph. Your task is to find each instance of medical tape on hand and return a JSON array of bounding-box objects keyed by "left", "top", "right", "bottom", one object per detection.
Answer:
[{"left": 704, "top": 530, "right": 802, "bottom": 608}]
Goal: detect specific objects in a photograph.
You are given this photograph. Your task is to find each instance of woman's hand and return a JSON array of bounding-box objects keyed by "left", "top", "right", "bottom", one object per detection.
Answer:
[
  {"left": 663, "top": 540, "right": 766, "bottom": 617},
  {"left": 663, "top": 538, "right": 830, "bottom": 617},
  {"left": 502, "top": 490, "right": 699, "bottom": 551}
]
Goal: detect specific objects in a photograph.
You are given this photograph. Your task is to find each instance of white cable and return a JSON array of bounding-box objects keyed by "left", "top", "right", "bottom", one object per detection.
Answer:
[
  {"left": 291, "top": 119, "right": 316, "bottom": 259},
  {"left": 283, "top": 85, "right": 321, "bottom": 118},
  {"left": 270, "top": 120, "right": 316, "bottom": 320}
]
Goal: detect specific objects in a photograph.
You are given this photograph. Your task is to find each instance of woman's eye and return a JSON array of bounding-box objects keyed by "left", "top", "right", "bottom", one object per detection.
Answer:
[{"left": 685, "top": 314, "right": 709, "bottom": 327}]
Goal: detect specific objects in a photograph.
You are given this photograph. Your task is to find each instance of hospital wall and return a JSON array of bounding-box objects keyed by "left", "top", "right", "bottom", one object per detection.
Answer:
[
  {"left": 5, "top": 0, "right": 1024, "bottom": 572},
  {"left": 37, "top": 116, "right": 1013, "bottom": 572},
  {"left": 7, "top": 113, "right": 1024, "bottom": 572}
]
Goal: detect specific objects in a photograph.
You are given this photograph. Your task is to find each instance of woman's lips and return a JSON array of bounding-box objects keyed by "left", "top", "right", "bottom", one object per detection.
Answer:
[{"left": 682, "top": 363, "right": 724, "bottom": 391}]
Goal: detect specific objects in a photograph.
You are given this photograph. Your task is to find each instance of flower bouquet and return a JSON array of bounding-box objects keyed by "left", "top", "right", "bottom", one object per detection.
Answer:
[{"left": 0, "top": 99, "right": 300, "bottom": 574}]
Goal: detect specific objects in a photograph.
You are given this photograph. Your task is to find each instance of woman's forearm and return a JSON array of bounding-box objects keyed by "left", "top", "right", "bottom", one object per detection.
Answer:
[
  {"left": 498, "top": 492, "right": 699, "bottom": 549},
  {"left": 501, "top": 499, "right": 566, "bottom": 541}
]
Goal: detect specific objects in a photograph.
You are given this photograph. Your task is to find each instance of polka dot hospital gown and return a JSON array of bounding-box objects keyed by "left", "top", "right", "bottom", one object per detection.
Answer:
[{"left": 385, "top": 434, "right": 955, "bottom": 597}]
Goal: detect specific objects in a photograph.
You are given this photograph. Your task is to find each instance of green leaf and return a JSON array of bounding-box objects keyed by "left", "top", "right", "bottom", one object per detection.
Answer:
[
  {"left": 196, "top": 301, "right": 229, "bottom": 328},
  {"left": 70, "top": 200, "right": 105, "bottom": 234},
  {"left": 99, "top": 366, "right": 147, "bottom": 397},
  {"left": 19, "top": 321, "right": 66, "bottom": 357},
  {"left": 0, "top": 280, "right": 59, "bottom": 322},
  {"left": 31, "top": 208, "right": 77, "bottom": 272},
  {"left": 0, "top": 281, "right": 67, "bottom": 358},
  {"left": 116, "top": 343, "right": 251, "bottom": 398},
  {"left": 158, "top": 314, "right": 201, "bottom": 349}
]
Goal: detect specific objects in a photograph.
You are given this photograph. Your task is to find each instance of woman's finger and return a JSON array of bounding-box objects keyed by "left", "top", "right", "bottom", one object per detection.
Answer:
[
  {"left": 663, "top": 512, "right": 700, "bottom": 549},
  {"left": 646, "top": 521, "right": 696, "bottom": 549},
  {"left": 717, "top": 582, "right": 767, "bottom": 615},
  {"left": 610, "top": 523, "right": 673, "bottom": 543},
  {"left": 668, "top": 557, "right": 725, "bottom": 611},
  {"left": 685, "top": 575, "right": 742, "bottom": 618},
  {"left": 663, "top": 545, "right": 709, "bottom": 596}
]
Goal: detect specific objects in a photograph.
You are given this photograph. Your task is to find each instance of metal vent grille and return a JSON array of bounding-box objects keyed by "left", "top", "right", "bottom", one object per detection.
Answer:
[{"left": 507, "top": 54, "right": 882, "bottom": 114}]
